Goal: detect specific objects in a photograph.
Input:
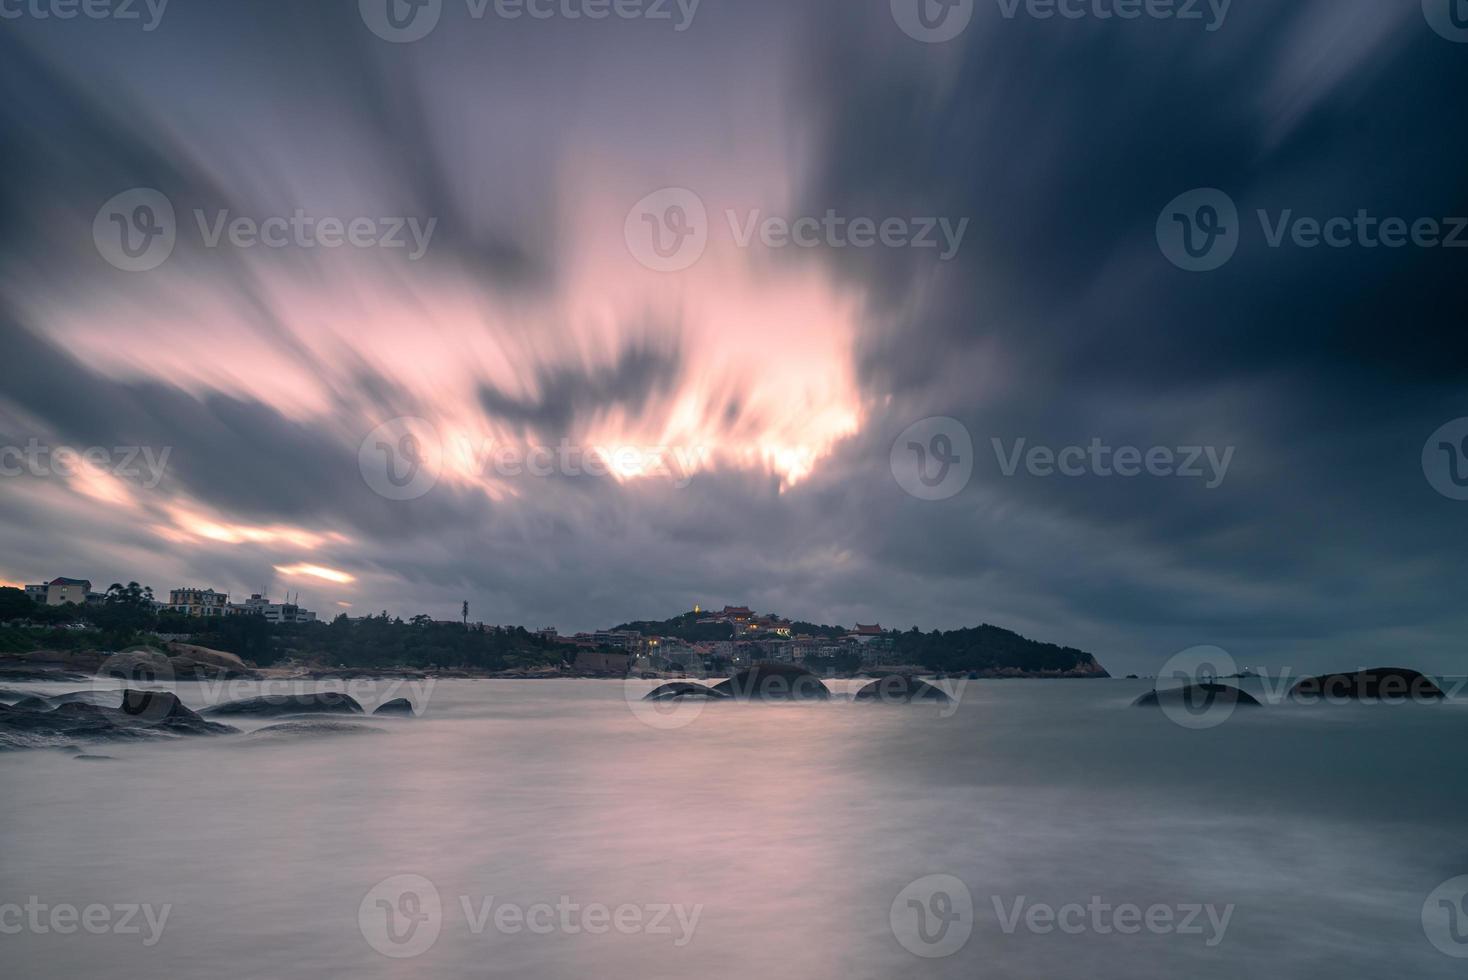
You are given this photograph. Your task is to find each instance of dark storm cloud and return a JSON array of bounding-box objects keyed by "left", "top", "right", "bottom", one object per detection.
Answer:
[
  {"left": 780, "top": 0, "right": 1468, "bottom": 668},
  {"left": 477, "top": 338, "right": 682, "bottom": 438}
]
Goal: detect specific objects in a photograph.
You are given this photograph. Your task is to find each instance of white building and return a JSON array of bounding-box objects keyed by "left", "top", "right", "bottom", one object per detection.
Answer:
[{"left": 233, "top": 593, "right": 317, "bottom": 624}]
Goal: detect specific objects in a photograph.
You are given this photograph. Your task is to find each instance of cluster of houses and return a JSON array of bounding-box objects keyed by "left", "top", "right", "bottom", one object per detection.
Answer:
[
  {"left": 556, "top": 605, "right": 898, "bottom": 676},
  {"left": 21, "top": 576, "right": 318, "bottom": 625}
]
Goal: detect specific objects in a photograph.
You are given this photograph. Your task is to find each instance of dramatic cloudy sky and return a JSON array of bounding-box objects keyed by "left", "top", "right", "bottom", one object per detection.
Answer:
[{"left": 1, "top": 0, "right": 1465, "bottom": 674}]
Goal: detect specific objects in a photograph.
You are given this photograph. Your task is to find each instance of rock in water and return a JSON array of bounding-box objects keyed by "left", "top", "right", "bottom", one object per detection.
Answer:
[
  {"left": 854, "top": 676, "right": 953, "bottom": 703},
  {"left": 1133, "top": 684, "right": 1262, "bottom": 708},
  {"left": 0, "top": 689, "right": 235, "bottom": 750},
  {"left": 372, "top": 698, "right": 416, "bottom": 716},
  {"left": 202, "top": 693, "right": 365, "bottom": 717},
  {"left": 242, "top": 720, "right": 385, "bottom": 741},
  {"left": 12, "top": 690, "right": 123, "bottom": 711},
  {"left": 1289, "top": 667, "right": 1445, "bottom": 702},
  {"left": 711, "top": 665, "right": 831, "bottom": 701},
  {"left": 642, "top": 682, "right": 731, "bottom": 702}
]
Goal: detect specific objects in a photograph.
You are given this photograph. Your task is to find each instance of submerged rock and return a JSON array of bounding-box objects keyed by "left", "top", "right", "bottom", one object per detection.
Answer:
[
  {"left": 1133, "top": 684, "right": 1261, "bottom": 708},
  {"left": 372, "top": 698, "right": 416, "bottom": 716},
  {"left": 202, "top": 693, "right": 364, "bottom": 717},
  {"left": 1289, "top": 667, "right": 1445, "bottom": 702},
  {"left": 711, "top": 665, "right": 831, "bottom": 701},
  {"left": 642, "top": 682, "right": 731, "bottom": 702},
  {"left": 854, "top": 676, "right": 952, "bottom": 703},
  {"left": 241, "top": 720, "right": 385, "bottom": 741},
  {"left": 73, "top": 754, "right": 116, "bottom": 761},
  {"left": 12, "top": 690, "right": 123, "bottom": 711}
]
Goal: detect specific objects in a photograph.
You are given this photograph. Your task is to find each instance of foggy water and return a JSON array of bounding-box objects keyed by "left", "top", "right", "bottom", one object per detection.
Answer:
[{"left": 2, "top": 678, "right": 1467, "bottom": 978}]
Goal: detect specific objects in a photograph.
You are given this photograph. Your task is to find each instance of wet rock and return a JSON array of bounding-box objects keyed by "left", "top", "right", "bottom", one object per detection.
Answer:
[
  {"left": 642, "top": 682, "right": 731, "bottom": 702},
  {"left": 241, "top": 720, "right": 385, "bottom": 741},
  {"left": 1289, "top": 667, "right": 1445, "bottom": 702},
  {"left": 1133, "top": 684, "right": 1261, "bottom": 708},
  {"left": 711, "top": 665, "right": 830, "bottom": 701},
  {"left": 371, "top": 698, "right": 416, "bottom": 715},
  {"left": 854, "top": 676, "right": 953, "bottom": 703},
  {"left": 202, "top": 693, "right": 365, "bottom": 717},
  {"left": 73, "top": 754, "right": 116, "bottom": 761},
  {"left": 12, "top": 690, "right": 123, "bottom": 711},
  {"left": 0, "top": 689, "right": 235, "bottom": 750}
]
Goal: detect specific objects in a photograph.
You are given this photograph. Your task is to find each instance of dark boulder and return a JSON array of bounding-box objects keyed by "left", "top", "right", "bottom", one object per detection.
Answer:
[
  {"left": 711, "top": 665, "right": 830, "bottom": 701},
  {"left": 372, "top": 698, "right": 416, "bottom": 716},
  {"left": 642, "top": 682, "right": 731, "bottom": 701},
  {"left": 202, "top": 692, "right": 364, "bottom": 717},
  {"left": 854, "top": 675, "right": 952, "bottom": 703},
  {"left": 0, "top": 689, "right": 235, "bottom": 750},
  {"left": 1133, "top": 684, "right": 1262, "bottom": 708},
  {"left": 1289, "top": 667, "right": 1445, "bottom": 702}
]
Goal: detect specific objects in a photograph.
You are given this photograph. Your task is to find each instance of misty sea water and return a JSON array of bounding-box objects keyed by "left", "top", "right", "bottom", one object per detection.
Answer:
[{"left": 1, "top": 677, "right": 1465, "bottom": 979}]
